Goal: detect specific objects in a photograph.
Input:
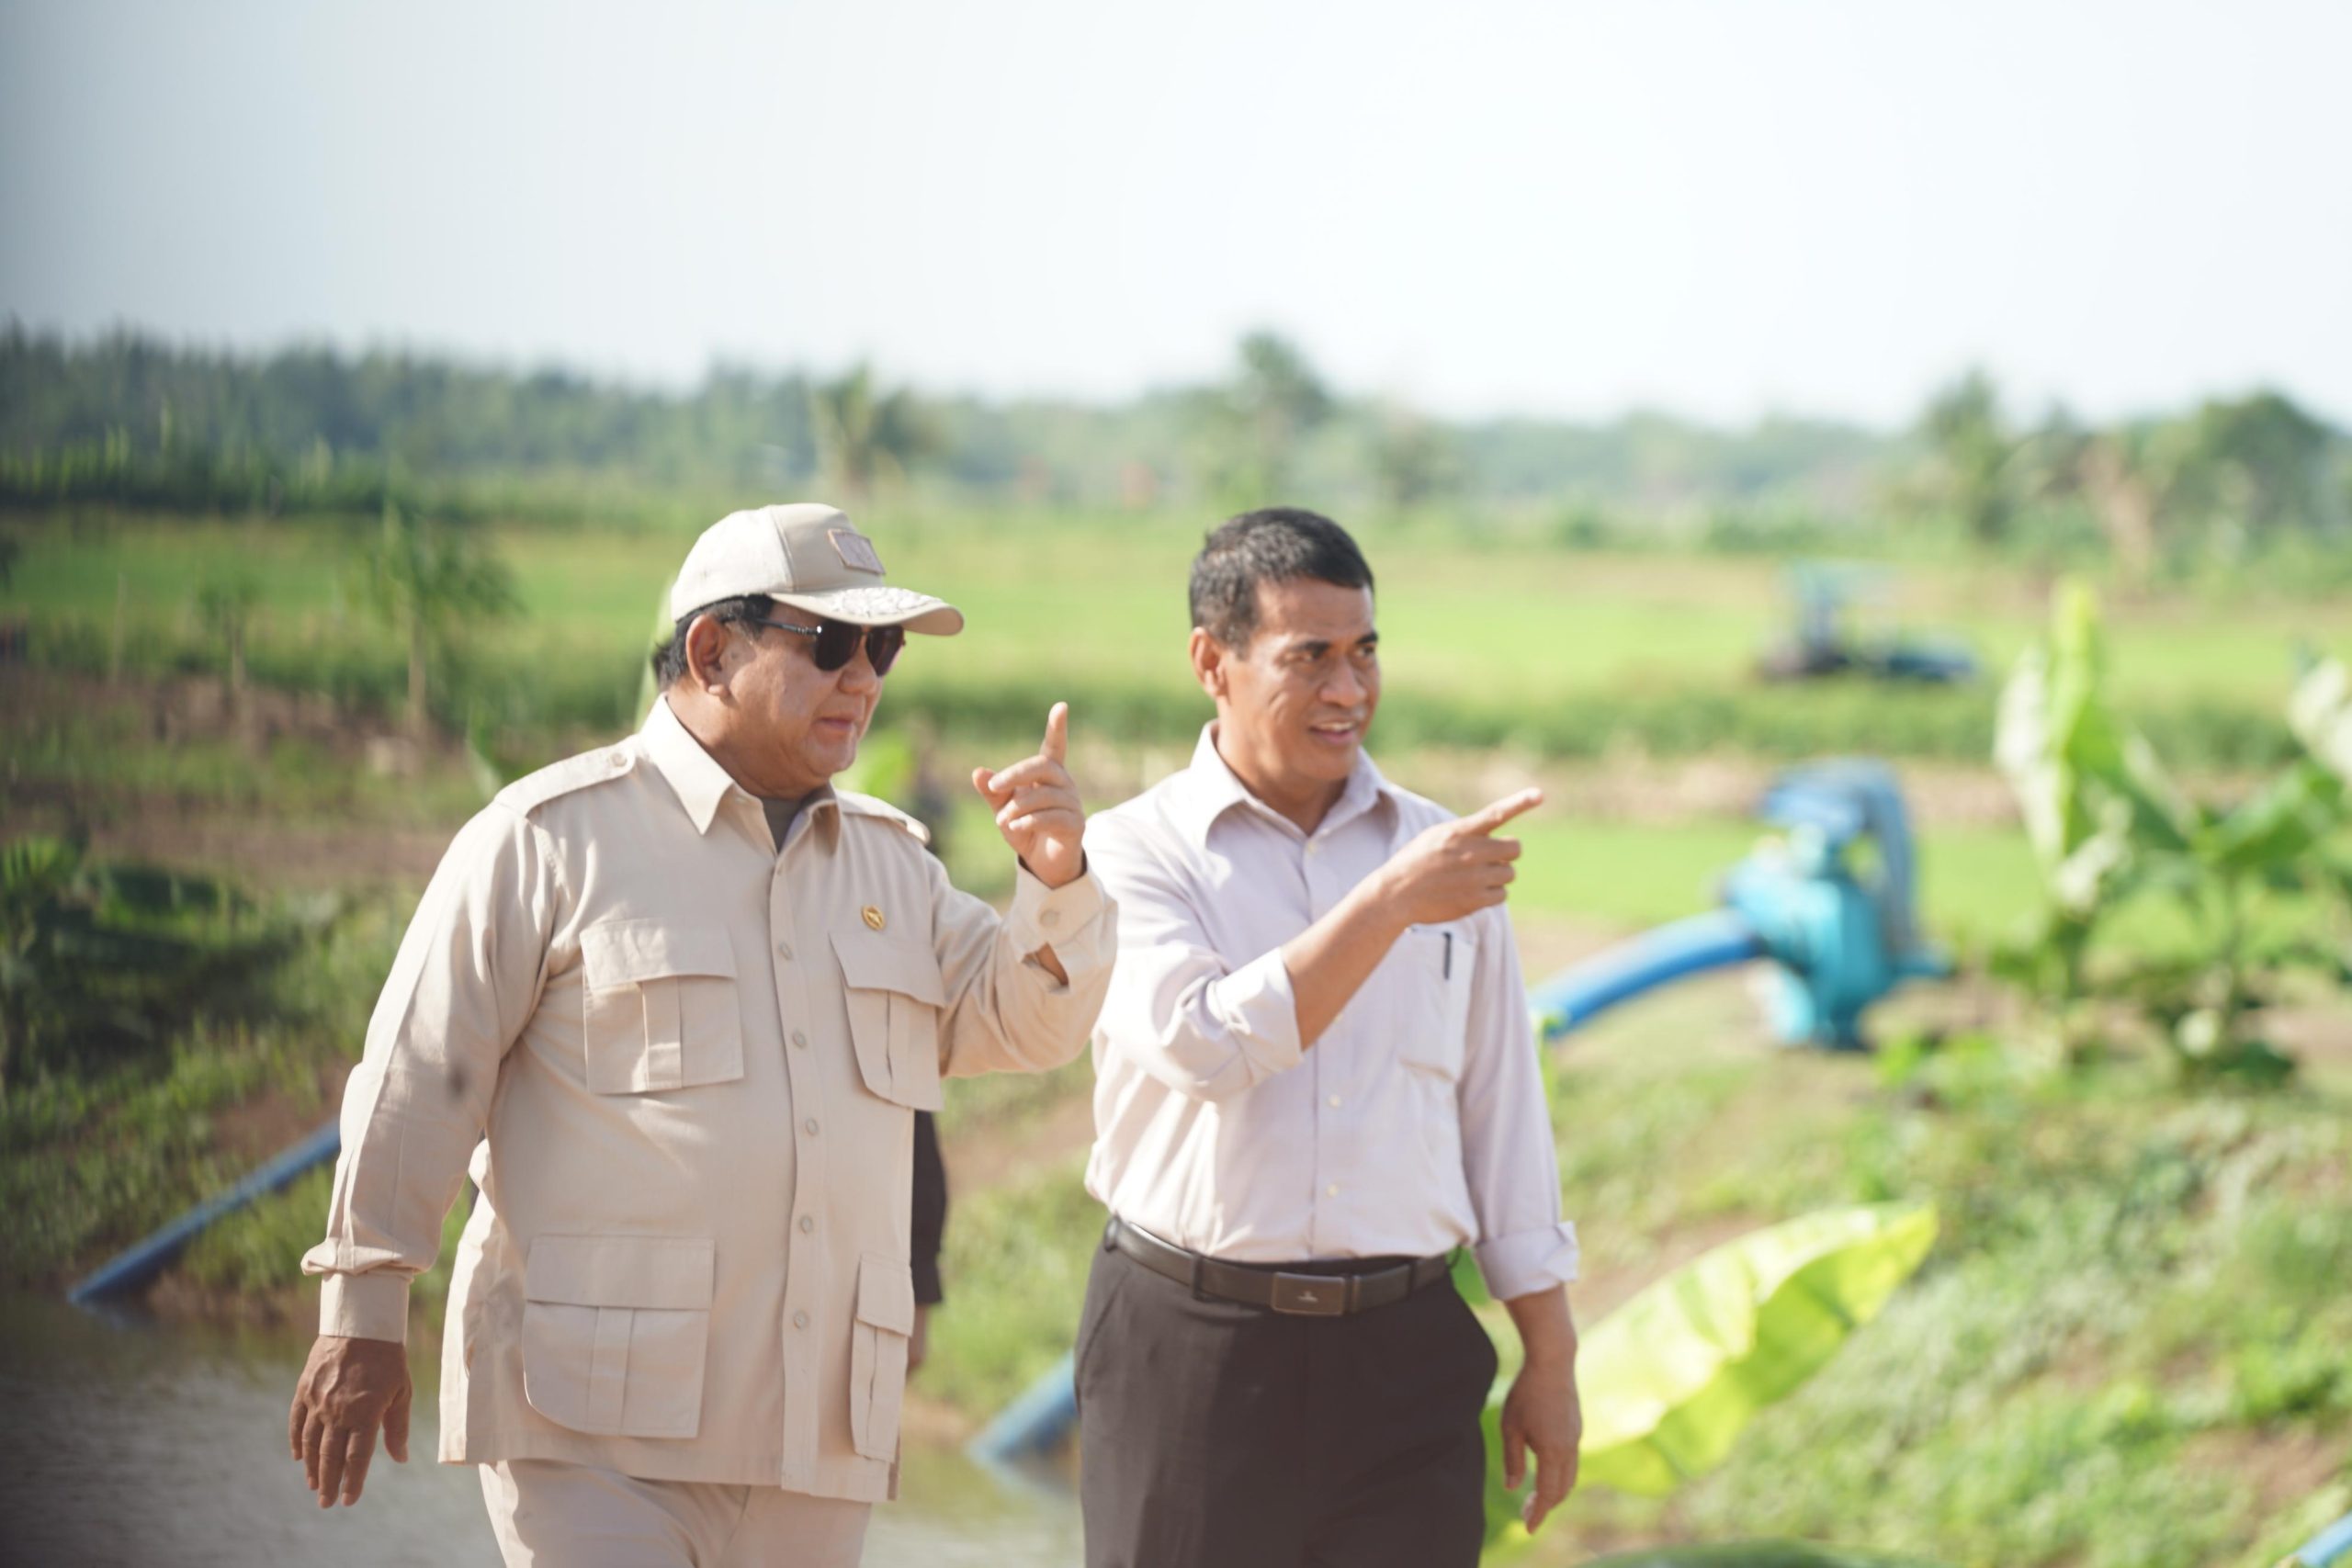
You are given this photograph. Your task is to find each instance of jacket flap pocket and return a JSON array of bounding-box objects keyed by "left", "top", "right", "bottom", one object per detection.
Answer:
[
  {"left": 582, "top": 920, "right": 739, "bottom": 989},
  {"left": 831, "top": 931, "right": 947, "bottom": 1008},
  {"left": 526, "top": 1235, "right": 716, "bottom": 1309},
  {"left": 854, "top": 1252, "right": 916, "bottom": 1336}
]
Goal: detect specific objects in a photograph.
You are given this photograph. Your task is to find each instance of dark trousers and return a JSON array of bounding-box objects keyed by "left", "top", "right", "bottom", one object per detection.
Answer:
[{"left": 1075, "top": 1239, "right": 1498, "bottom": 1568}]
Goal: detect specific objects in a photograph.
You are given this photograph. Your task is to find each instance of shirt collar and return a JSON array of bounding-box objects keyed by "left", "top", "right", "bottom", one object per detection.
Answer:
[
  {"left": 639, "top": 696, "right": 842, "bottom": 844},
  {"left": 1170, "top": 722, "right": 1396, "bottom": 846}
]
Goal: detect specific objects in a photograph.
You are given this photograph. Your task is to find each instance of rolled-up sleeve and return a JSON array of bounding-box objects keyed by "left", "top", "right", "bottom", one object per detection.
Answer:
[
  {"left": 300, "top": 804, "right": 560, "bottom": 1343},
  {"left": 1085, "top": 816, "right": 1305, "bottom": 1104},
  {"left": 1456, "top": 907, "right": 1579, "bottom": 1301},
  {"left": 932, "top": 856, "right": 1115, "bottom": 1077}
]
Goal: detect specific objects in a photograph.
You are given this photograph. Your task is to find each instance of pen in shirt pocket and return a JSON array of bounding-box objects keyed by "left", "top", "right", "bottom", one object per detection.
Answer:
[{"left": 1442, "top": 931, "right": 1453, "bottom": 978}]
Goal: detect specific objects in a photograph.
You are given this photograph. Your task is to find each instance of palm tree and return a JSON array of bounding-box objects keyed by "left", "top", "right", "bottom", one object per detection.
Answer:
[
  {"left": 1919, "top": 368, "right": 2018, "bottom": 548},
  {"left": 350, "top": 496, "right": 518, "bottom": 739},
  {"left": 808, "top": 365, "right": 938, "bottom": 502},
  {"left": 1193, "top": 331, "right": 1334, "bottom": 504}
]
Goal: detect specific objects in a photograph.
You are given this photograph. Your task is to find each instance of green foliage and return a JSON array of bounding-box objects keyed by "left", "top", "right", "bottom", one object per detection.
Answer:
[
  {"left": 1510, "top": 982, "right": 2352, "bottom": 1564},
  {"left": 7, "top": 329, "right": 2346, "bottom": 566},
  {"left": 348, "top": 497, "right": 520, "bottom": 736},
  {"left": 1995, "top": 586, "right": 2350, "bottom": 1077},
  {"left": 808, "top": 364, "right": 941, "bottom": 500},
  {"left": 0, "top": 836, "right": 314, "bottom": 1098},
  {"left": 0, "top": 848, "right": 392, "bottom": 1286},
  {"left": 921, "top": 1154, "right": 1103, "bottom": 1417},
  {"left": 1916, "top": 368, "right": 2019, "bottom": 547},
  {"left": 185, "top": 1166, "right": 471, "bottom": 1332},
  {"left": 1188, "top": 330, "right": 1335, "bottom": 503},
  {"left": 6, "top": 510, "right": 2337, "bottom": 773}
]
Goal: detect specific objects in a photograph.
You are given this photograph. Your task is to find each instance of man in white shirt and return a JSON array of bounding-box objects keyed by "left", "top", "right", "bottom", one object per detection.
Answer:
[{"left": 1078, "top": 508, "right": 1581, "bottom": 1568}]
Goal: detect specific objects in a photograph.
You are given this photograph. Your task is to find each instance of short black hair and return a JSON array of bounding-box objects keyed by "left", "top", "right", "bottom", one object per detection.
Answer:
[
  {"left": 650, "top": 595, "right": 772, "bottom": 687},
  {"left": 1189, "top": 507, "right": 1374, "bottom": 650}
]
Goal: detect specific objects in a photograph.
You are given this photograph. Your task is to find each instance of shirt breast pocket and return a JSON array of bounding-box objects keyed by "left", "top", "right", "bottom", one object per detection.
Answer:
[
  {"left": 831, "top": 928, "right": 946, "bottom": 1111},
  {"left": 578, "top": 920, "right": 745, "bottom": 1094},
  {"left": 1394, "top": 923, "right": 1477, "bottom": 1084}
]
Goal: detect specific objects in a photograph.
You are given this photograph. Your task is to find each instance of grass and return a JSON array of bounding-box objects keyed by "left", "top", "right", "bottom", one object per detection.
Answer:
[
  {"left": 1508, "top": 816, "right": 2327, "bottom": 964},
  {"left": 920, "top": 1153, "right": 1104, "bottom": 1419},
  {"left": 6, "top": 509, "right": 2338, "bottom": 764},
  {"left": 905, "top": 977, "right": 2352, "bottom": 1566},
  {"left": 0, "top": 885, "right": 401, "bottom": 1290}
]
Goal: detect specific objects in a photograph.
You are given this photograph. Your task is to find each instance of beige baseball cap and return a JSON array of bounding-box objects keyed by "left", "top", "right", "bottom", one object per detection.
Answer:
[{"left": 666, "top": 502, "right": 964, "bottom": 635}]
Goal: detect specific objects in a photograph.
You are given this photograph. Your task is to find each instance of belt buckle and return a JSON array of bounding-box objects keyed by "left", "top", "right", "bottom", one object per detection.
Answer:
[{"left": 1269, "top": 1271, "right": 1347, "bottom": 1316}]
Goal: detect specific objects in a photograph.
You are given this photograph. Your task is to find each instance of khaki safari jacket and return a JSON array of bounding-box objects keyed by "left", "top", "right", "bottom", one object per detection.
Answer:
[{"left": 300, "top": 697, "right": 1114, "bottom": 1500}]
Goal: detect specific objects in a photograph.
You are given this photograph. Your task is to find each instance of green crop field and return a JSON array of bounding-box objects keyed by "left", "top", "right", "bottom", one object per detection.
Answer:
[{"left": 6, "top": 511, "right": 2337, "bottom": 737}]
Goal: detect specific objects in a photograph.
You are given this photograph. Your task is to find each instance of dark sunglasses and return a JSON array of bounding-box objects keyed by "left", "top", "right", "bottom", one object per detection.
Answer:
[{"left": 752, "top": 615, "right": 907, "bottom": 676}]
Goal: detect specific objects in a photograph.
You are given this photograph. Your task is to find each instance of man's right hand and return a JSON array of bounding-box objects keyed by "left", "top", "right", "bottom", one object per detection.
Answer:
[
  {"left": 288, "top": 1334, "right": 412, "bottom": 1509},
  {"left": 1374, "top": 787, "right": 1544, "bottom": 927}
]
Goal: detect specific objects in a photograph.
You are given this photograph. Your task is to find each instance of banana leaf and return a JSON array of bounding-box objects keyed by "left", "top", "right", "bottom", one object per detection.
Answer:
[
  {"left": 2290, "top": 658, "right": 2352, "bottom": 787},
  {"left": 1573, "top": 1201, "right": 1939, "bottom": 1496},
  {"left": 2200, "top": 759, "right": 2345, "bottom": 875}
]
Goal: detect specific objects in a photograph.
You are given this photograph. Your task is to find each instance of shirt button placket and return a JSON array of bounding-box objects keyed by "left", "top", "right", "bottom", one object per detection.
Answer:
[{"left": 771, "top": 838, "right": 821, "bottom": 1483}]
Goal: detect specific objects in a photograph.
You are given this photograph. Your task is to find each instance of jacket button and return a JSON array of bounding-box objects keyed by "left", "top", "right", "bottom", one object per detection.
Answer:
[
  {"left": 1040, "top": 909, "right": 1061, "bottom": 929},
  {"left": 798, "top": 1214, "right": 814, "bottom": 1234},
  {"left": 777, "top": 942, "right": 794, "bottom": 961},
  {"left": 804, "top": 1118, "right": 820, "bottom": 1136},
  {"left": 791, "top": 1031, "right": 808, "bottom": 1049},
  {"left": 793, "top": 1311, "right": 809, "bottom": 1329}
]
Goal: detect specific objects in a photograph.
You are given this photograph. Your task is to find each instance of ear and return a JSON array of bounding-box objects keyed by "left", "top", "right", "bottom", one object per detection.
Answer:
[
  {"left": 1188, "top": 626, "right": 1228, "bottom": 703},
  {"left": 684, "top": 614, "right": 734, "bottom": 695}
]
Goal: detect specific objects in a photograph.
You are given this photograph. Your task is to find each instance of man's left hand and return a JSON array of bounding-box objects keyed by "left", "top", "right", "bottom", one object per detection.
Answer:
[
  {"left": 1499, "top": 1348, "right": 1582, "bottom": 1533},
  {"left": 973, "top": 702, "right": 1086, "bottom": 889}
]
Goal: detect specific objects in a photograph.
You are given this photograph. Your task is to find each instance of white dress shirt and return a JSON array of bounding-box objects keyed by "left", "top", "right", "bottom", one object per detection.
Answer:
[{"left": 1082, "top": 725, "right": 1578, "bottom": 1302}]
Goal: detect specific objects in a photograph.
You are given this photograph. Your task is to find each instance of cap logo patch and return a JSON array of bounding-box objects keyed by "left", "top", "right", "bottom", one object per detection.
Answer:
[{"left": 831, "top": 530, "right": 885, "bottom": 576}]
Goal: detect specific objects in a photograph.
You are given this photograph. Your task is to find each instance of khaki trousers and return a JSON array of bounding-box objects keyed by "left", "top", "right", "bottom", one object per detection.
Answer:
[{"left": 481, "top": 1460, "right": 873, "bottom": 1568}]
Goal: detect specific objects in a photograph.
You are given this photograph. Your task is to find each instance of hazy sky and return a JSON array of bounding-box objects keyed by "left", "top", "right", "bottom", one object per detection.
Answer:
[{"left": 4, "top": 0, "right": 2347, "bottom": 427}]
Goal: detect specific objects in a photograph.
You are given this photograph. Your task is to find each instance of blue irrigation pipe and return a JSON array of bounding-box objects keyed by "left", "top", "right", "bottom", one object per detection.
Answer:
[
  {"left": 67, "top": 1117, "right": 343, "bottom": 1308},
  {"left": 966, "top": 1349, "right": 1077, "bottom": 1470},
  {"left": 2295, "top": 1511, "right": 2352, "bottom": 1568},
  {"left": 1528, "top": 910, "right": 1767, "bottom": 1042}
]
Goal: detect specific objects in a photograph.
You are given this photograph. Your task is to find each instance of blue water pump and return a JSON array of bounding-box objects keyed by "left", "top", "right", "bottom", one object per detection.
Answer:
[
  {"left": 1723, "top": 759, "right": 1951, "bottom": 1049},
  {"left": 1529, "top": 758, "right": 1947, "bottom": 1051}
]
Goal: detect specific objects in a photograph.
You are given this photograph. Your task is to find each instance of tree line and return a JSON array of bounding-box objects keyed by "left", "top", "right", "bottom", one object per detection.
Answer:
[{"left": 3, "top": 321, "right": 2346, "bottom": 558}]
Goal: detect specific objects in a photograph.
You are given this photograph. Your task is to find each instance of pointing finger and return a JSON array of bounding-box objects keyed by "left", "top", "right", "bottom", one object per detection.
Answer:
[
  {"left": 1463, "top": 788, "right": 1544, "bottom": 836},
  {"left": 1042, "top": 702, "right": 1069, "bottom": 765},
  {"left": 984, "top": 755, "right": 1073, "bottom": 794}
]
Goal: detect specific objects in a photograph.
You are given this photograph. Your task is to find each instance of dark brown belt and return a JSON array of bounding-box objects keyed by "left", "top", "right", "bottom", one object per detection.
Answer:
[{"left": 1103, "top": 1215, "right": 1452, "bottom": 1317}]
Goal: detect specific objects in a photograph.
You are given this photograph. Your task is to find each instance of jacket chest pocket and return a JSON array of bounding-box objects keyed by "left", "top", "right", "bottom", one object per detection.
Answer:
[
  {"left": 579, "top": 920, "right": 744, "bottom": 1094},
  {"left": 520, "top": 1235, "right": 714, "bottom": 1439},
  {"left": 831, "top": 929, "right": 945, "bottom": 1111},
  {"left": 848, "top": 1253, "right": 915, "bottom": 1461},
  {"left": 1394, "top": 924, "right": 1477, "bottom": 1083}
]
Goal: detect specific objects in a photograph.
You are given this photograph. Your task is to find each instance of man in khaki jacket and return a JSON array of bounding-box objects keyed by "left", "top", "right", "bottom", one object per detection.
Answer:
[{"left": 288, "top": 502, "right": 1114, "bottom": 1565}]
